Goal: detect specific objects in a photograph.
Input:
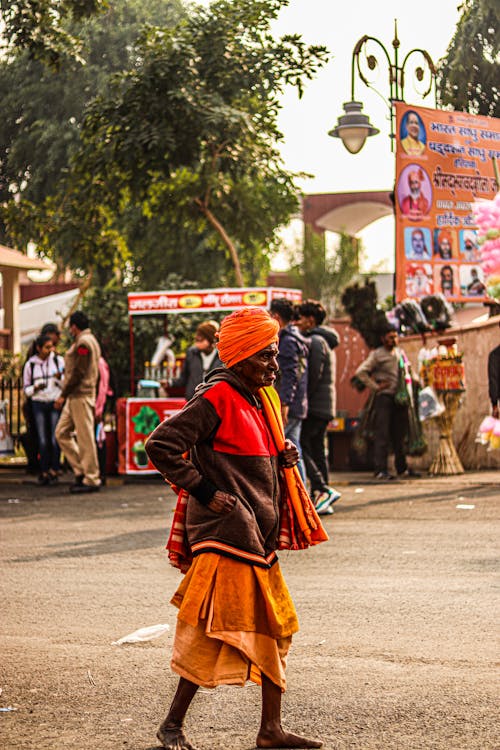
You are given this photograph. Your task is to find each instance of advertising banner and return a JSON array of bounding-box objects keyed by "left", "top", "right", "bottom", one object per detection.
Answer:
[
  {"left": 395, "top": 103, "right": 499, "bottom": 303},
  {"left": 128, "top": 287, "right": 302, "bottom": 316},
  {"left": 125, "top": 398, "right": 186, "bottom": 474}
]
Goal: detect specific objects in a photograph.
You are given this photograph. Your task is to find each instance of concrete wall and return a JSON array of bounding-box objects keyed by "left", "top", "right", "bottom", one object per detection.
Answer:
[{"left": 402, "top": 314, "right": 500, "bottom": 471}]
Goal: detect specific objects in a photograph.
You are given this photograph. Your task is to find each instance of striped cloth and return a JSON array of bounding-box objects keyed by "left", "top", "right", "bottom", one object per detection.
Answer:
[{"left": 166, "top": 385, "right": 328, "bottom": 572}]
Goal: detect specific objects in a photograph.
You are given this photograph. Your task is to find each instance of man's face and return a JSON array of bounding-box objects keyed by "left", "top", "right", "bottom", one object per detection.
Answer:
[
  {"left": 439, "top": 237, "right": 451, "bottom": 257},
  {"left": 441, "top": 268, "right": 453, "bottom": 290},
  {"left": 407, "top": 113, "right": 420, "bottom": 139},
  {"left": 69, "top": 323, "right": 78, "bottom": 339},
  {"left": 233, "top": 343, "right": 279, "bottom": 392},
  {"left": 195, "top": 335, "right": 212, "bottom": 352},
  {"left": 409, "top": 177, "right": 421, "bottom": 197},
  {"left": 412, "top": 231, "right": 425, "bottom": 255},
  {"left": 382, "top": 331, "right": 398, "bottom": 350},
  {"left": 296, "top": 314, "right": 316, "bottom": 334}
]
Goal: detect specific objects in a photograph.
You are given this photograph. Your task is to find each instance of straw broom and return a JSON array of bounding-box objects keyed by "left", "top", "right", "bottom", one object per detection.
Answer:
[{"left": 428, "top": 392, "right": 464, "bottom": 475}]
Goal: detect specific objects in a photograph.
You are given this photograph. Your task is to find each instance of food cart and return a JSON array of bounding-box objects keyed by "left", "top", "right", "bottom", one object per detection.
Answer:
[{"left": 117, "top": 286, "right": 302, "bottom": 475}]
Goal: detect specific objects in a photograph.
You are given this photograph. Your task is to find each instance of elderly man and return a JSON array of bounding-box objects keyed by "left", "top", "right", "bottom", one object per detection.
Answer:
[
  {"left": 400, "top": 169, "right": 430, "bottom": 220},
  {"left": 146, "top": 307, "right": 326, "bottom": 750}
]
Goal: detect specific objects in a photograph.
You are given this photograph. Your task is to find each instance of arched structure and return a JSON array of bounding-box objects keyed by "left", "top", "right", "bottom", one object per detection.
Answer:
[{"left": 302, "top": 191, "right": 394, "bottom": 236}]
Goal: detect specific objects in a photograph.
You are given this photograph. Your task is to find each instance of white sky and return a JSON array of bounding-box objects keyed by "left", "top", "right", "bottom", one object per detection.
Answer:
[{"left": 198, "top": 0, "right": 463, "bottom": 271}]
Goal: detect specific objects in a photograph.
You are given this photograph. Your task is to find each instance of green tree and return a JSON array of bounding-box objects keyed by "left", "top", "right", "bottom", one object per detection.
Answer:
[
  {"left": 69, "top": 0, "right": 328, "bottom": 286},
  {"left": 0, "top": 0, "right": 186, "bottom": 281},
  {"left": 0, "top": 0, "right": 106, "bottom": 66},
  {"left": 287, "top": 228, "right": 360, "bottom": 314},
  {"left": 437, "top": 0, "right": 499, "bottom": 117}
]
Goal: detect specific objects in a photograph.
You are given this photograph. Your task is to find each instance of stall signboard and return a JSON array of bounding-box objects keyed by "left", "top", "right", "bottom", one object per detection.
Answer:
[
  {"left": 125, "top": 398, "right": 186, "bottom": 474},
  {"left": 394, "top": 103, "right": 499, "bottom": 303},
  {"left": 128, "top": 287, "right": 302, "bottom": 315}
]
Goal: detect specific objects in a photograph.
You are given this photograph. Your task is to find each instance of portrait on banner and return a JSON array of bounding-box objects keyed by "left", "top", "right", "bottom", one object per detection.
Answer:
[{"left": 397, "top": 165, "right": 432, "bottom": 221}]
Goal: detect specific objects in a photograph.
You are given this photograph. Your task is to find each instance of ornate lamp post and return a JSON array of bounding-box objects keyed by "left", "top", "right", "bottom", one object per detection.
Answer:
[{"left": 329, "top": 20, "right": 437, "bottom": 153}]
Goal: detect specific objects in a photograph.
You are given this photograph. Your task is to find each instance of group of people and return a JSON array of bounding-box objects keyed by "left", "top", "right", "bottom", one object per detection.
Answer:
[
  {"left": 22, "top": 311, "right": 110, "bottom": 493},
  {"left": 269, "top": 298, "right": 341, "bottom": 515}
]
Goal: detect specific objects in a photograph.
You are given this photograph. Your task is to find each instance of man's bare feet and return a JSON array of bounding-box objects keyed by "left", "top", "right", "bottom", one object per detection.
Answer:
[
  {"left": 256, "top": 728, "right": 322, "bottom": 748},
  {"left": 157, "top": 723, "right": 199, "bottom": 750}
]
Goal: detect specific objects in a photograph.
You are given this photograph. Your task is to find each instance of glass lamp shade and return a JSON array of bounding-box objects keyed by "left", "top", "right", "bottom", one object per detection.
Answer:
[{"left": 328, "top": 101, "right": 379, "bottom": 154}]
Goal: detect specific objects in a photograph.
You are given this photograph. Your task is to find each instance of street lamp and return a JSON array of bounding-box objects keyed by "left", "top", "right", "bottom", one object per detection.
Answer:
[{"left": 329, "top": 20, "right": 437, "bottom": 153}]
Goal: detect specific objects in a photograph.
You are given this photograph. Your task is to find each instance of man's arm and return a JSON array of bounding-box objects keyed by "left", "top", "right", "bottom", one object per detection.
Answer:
[
  {"left": 146, "top": 395, "right": 221, "bottom": 505},
  {"left": 354, "top": 350, "right": 382, "bottom": 392},
  {"left": 307, "top": 337, "right": 326, "bottom": 396}
]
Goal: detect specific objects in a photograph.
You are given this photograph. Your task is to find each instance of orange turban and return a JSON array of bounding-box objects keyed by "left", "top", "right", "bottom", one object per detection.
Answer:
[{"left": 216, "top": 307, "right": 279, "bottom": 368}]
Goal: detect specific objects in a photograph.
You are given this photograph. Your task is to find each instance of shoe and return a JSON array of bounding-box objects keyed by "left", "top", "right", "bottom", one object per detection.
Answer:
[
  {"left": 374, "top": 471, "right": 396, "bottom": 481},
  {"left": 398, "top": 469, "right": 421, "bottom": 478},
  {"left": 70, "top": 483, "right": 100, "bottom": 494},
  {"left": 314, "top": 488, "right": 339, "bottom": 513},
  {"left": 318, "top": 504, "right": 334, "bottom": 516},
  {"left": 37, "top": 473, "right": 50, "bottom": 486},
  {"left": 48, "top": 471, "right": 59, "bottom": 485},
  {"left": 73, "top": 474, "right": 84, "bottom": 486}
]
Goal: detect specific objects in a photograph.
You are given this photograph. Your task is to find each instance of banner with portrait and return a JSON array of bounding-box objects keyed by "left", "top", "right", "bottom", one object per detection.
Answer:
[{"left": 395, "top": 103, "right": 499, "bottom": 303}]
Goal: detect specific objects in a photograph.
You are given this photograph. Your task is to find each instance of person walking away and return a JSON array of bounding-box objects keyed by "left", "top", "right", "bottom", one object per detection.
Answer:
[
  {"left": 269, "top": 297, "right": 309, "bottom": 481},
  {"left": 167, "top": 321, "right": 222, "bottom": 400},
  {"left": 54, "top": 311, "right": 102, "bottom": 493},
  {"left": 145, "top": 307, "right": 326, "bottom": 750},
  {"left": 353, "top": 326, "right": 420, "bottom": 480},
  {"left": 295, "top": 300, "right": 341, "bottom": 514},
  {"left": 23, "top": 334, "right": 65, "bottom": 485}
]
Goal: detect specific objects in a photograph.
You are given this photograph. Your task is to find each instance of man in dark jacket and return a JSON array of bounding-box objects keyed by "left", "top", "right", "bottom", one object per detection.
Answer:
[
  {"left": 169, "top": 321, "right": 222, "bottom": 400},
  {"left": 296, "top": 299, "right": 341, "bottom": 514},
  {"left": 270, "top": 298, "right": 309, "bottom": 481}
]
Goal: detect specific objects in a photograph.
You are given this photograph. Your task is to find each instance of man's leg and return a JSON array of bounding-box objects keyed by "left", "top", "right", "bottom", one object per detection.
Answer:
[
  {"left": 301, "top": 418, "right": 327, "bottom": 494},
  {"left": 309, "top": 417, "right": 330, "bottom": 486},
  {"left": 55, "top": 400, "right": 83, "bottom": 478},
  {"left": 257, "top": 673, "right": 322, "bottom": 749},
  {"left": 373, "top": 394, "right": 392, "bottom": 475},
  {"left": 392, "top": 403, "right": 409, "bottom": 475},
  {"left": 70, "top": 397, "right": 101, "bottom": 487},
  {"left": 157, "top": 677, "right": 199, "bottom": 750}
]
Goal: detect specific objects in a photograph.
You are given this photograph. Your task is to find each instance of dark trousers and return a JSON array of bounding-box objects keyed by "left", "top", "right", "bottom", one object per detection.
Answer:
[
  {"left": 31, "top": 400, "right": 61, "bottom": 474},
  {"left": 373, "top": 393, "right": 408, "bottom": 474},
  {"left": 300, "top": 416, "right": 330, "bottom": 493}
]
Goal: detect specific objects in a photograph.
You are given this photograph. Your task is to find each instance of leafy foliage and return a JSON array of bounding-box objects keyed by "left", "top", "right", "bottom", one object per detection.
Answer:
[
  {"left": 437, "top": 0, "right": 499, "bottom": 117},
  {"left": 72, "top": 0, "right": 329, "bottom": 285},
  {"left": 0, "top": 0, "right": 106, "bottom": 66},
  {"left": 287, "top": 228, "right": 360, "bottom": 315}
]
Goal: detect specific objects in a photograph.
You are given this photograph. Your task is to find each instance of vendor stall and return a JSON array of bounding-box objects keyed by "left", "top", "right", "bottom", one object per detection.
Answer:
[{"left": 117, "top": 286, "right": 302, "bottom": 475}]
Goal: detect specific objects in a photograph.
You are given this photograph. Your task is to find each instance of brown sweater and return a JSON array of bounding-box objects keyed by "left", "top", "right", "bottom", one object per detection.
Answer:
[
  {"left": 61, "top": 328, "right": 101, "bottom": 399},
  {"left": 146, "top": 369, "right": 281, "bottom": 567}
]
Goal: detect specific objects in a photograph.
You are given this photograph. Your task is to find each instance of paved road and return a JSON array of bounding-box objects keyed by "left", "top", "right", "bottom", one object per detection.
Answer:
[{"left": 0, "top": 470, "right": 498, "bottom": 749}]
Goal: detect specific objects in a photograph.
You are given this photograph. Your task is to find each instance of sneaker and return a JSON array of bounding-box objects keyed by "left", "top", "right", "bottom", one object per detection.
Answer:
[
  {"left": 319, "top": 504, "right": 335, "bottom": 516},
  {"left": 374, "top": 471, "right": 396, "bottom": 481},
  {"left": 37, "top": 473, "right": 50, "bottom": 486},
  {"left": 314, "top": 488, "right": 339, "bottom": 513}
]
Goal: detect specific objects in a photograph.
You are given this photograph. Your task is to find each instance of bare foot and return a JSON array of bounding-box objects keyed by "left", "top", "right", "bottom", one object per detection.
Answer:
[
  {"left": 157, "top": 723, "right": 199, "bottom": 750},
  {"left": 256, "top": 728, "right": 322, "bottom": 748}
]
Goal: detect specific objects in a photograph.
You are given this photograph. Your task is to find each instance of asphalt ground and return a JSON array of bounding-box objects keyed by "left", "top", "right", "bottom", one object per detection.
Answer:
[{"left": 0, "top": 468, "right": 498, "bottom": 750}]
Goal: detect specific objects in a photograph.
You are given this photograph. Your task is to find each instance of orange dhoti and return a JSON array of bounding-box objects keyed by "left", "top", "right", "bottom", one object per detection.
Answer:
[{"left": 170, "top": 553, "right": 299, "bottom": 691}]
